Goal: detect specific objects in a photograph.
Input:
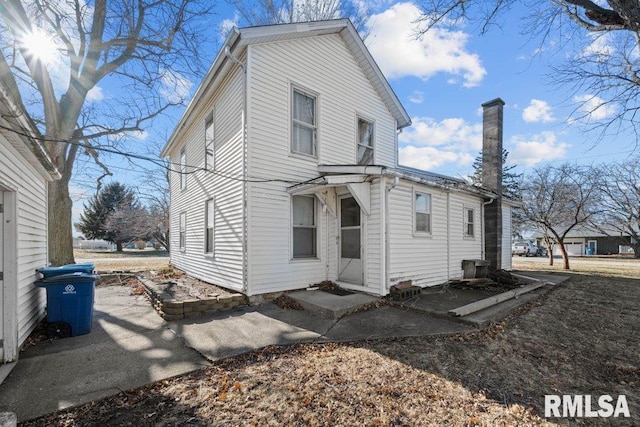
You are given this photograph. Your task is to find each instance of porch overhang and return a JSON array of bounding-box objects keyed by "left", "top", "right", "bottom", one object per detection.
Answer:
[{"left": 287, "top": 174, "right": 371, "bottom": 216}]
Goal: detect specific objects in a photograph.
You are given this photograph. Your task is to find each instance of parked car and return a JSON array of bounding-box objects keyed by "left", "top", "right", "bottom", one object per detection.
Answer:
[{"left": 512, "top": 240, "right": 540, "bottom": 256}]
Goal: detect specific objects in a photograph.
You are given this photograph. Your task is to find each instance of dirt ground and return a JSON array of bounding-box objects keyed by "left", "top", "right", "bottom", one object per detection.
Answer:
[{"left": 22, "top": 264, "right": 639, "bottom": 426}]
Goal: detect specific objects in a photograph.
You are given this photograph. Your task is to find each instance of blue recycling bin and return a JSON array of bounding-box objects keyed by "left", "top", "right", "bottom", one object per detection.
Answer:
[
  {"left": 35, "top": 272, "right": 100, "bottom": 336},
  {"left": 586, "top": 247, "right": 594, "bottom": 256},
  {"left": 36, "top": 263, "right": 95, "bottom": 279}
]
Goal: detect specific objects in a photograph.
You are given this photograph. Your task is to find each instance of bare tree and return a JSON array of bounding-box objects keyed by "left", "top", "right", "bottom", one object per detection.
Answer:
[
  {"left": 520, "top": 164, "right": 600, "bottom": 269},
  {"left": 230, "top": 0, "right": 370, "bottom": 36},
  {"left": 415, "top": 1, "right": 640, "bottom": 141},
  {"left": 0, "top": 1, "right": 214, "bottom": 265},
  {"left": 594, "top": 157, "right": 640, "bottom": 258}
]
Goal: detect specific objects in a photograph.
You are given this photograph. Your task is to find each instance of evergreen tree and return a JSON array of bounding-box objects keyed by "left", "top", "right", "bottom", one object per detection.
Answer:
[
  {"left": 470, "top": 148, "right": 521, "bottom": 199},
  {"left": 75, "top": 183, "right": 138, "bottom": 251}
]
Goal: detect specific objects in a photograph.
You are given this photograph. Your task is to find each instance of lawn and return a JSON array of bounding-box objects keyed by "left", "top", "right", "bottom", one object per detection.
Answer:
[
  {"left": 74, "top": 248, "right": 170, "bottom": 272},
  {"left": 24, "top": 262, "right": 639, "bottom": 426}
]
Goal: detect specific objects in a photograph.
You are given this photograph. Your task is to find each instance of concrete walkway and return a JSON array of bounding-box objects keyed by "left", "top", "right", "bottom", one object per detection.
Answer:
[{"left": 0, "top": 286, "right": 473, "bottom": 422}]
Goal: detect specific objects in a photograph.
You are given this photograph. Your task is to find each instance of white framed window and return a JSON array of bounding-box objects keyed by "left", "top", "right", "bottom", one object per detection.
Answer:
[
  {"left": 179, "top": 148, "right": 187, "bottom": 190},
  {"left": 357, "top": 118, "right": 374, "bottom": 165},
  {"left": 415, "top": 191, "right": 431, "bottom": 234},
  {"left": 291, "top": 88, "right": 317, "bottom": 157},
  {"left": 464, "top": 207, "right": 475, "bottom": 237},
  {"left": 205, "top": 199, "right": 214, "bottom": 254},
  {"left": 205, "top": 111, "right": 214, "bottom": 170},
  {"left": 292, "top": 195, "right": 317, "bottom": 258},
  {"left": 179, "top": 212, "right": 186, "bottom": 251}
]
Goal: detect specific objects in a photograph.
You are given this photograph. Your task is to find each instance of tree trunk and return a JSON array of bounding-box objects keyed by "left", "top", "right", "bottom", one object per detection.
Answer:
[
  {"left": 558, "top": 241, "right": 571, "bottom": 270},
  {"left": 548, "top": 249, "right": 554, "bottom": 266},
  {"left": 632, "top": 243, "right": 640, "bottom": 259},
  {"left": 48, "top": 177, "right": 75, "bottom": 266},
  {"left": 116, "top": 242, "right": 123, "bottom": 252}
]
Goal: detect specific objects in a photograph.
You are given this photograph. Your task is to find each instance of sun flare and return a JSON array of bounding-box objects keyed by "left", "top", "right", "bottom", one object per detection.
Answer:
[{"left": 21, "top": 28, "right": 58, "bottom": 65}]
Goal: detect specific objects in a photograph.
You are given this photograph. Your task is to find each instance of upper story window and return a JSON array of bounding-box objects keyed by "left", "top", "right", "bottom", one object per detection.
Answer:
[
  {"left": 179, "top": 212, "right": 186, "bottom": 251},
  {"left": 292, "top": 195, "right": 317, "bottom": 258},
  {"left": 205, "top": 198, "right": 214, "bottom": 254},
  {"left": 292, "top": 88, "right": 317, "bottom": 157},
  {"left": 205, "top": 111, "right": 214, "bottom": 170},
  {"left": 179, "top": 148, "right": 187, "bottom": 190},
  {"left": 464, "top": 207, "right": 475, "bottom": 237},
  {"left": 415, "top": 192, "right": 432, "bottom": 234},
  {"left": 357, "top": 118, "right": 374, "bottom": 165}
]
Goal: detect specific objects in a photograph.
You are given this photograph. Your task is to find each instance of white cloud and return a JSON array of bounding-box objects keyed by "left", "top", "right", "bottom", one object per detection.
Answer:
[
  {"left": 522, "top": 99, "right": 554, "bottom": 123},
  {"left": 400, "top": 116, "right": 483, "bottom": 149},
  {"left": 219, "top": 13, "right": 239, "bottom": 41},
  {"left": 86, "top": 85, "right": 104, "bottom": 102},
  {"left": 582, "top": 33, "right": 615, "bottom": 58},
  {"left": 573, "top": 94, "right": 617, "bottom": 121},
  {"left": 399, "top": 145, "right": 473, "bottom": 170},
  {"left": 510, "top": 131, "right": 569, "bottom": 166},
  {"left": 408, "top": 90, "right": 424, "bottom": 104},
  {"left": 366, "top": 2, "right": 486, "bottom": 87},
  {"left": 398, "top": 116, "right": 482, "bottom": 171},
  {"left": 159, "top": 69, "right": 193, "bottom": 104}
]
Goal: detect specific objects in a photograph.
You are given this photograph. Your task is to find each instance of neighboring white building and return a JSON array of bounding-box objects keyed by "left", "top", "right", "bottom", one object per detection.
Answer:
[
  {"left": 161, "top": 20, "right": 513, "bottom": 297},
  {"left": 0, "top": 88, "right": 60, "bottom": 363}
]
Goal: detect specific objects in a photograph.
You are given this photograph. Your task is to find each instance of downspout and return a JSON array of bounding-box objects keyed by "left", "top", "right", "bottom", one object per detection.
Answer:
[
  {"left": 225, "top": 45, "right": 249, "bottom": 294},
  {"left": 384, "top": 174, "right": 399, "bottom": 295},
  {"left": 446, "top": 191, "right": 450, "bottom": 281}
]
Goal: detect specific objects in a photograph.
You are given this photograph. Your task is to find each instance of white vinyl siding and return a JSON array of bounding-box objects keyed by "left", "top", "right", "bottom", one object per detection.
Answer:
[
  {"left": 464, "top": 207, "right": 475, "bottom": 237},
  {"left": 356, "top": 118, "right": 374, "bottom": 165},
  {"left": 205, "top": 111, "right": 214, "bottom": 170},
  {"left": 389, "top": 182, "right": 483, "bottom": 289},
  {"left": 167, "top": 60, "right": 246, "bottom": 292},
  {"left": 246, "top": 34, "right": 399, "bottom": 295},
  {"left": 0, "top": 136, "right": 50, "bottom": 359}
]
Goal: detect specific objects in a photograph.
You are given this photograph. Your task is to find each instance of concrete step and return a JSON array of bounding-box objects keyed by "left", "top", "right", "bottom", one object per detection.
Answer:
[{"left": 287, "top": 290, "right": 380, "bottom": 319}]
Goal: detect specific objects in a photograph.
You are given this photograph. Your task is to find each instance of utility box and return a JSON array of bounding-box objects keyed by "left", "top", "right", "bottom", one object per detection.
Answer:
[{"left": 462, "top": 259, "right": 491, "bottom": 279}]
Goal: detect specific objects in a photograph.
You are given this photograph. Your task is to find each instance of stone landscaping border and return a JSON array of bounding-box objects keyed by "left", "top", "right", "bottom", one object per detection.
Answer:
[{"left": 137, "top": 277, "right": 248, "bottom": 320}]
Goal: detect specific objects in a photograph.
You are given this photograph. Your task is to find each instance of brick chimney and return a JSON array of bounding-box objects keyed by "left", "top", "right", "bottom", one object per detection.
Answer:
[{"left": 482, "top": 98, "right": 505, "bottom": 271}]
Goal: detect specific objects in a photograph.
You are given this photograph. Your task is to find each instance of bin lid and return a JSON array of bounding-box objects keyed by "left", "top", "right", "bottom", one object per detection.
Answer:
[
  {"left": 36, "top": 263, "right": 95, "bottom": 273},
  {"left": 35, "top": 272, "right": 100, "bottom": 286}
]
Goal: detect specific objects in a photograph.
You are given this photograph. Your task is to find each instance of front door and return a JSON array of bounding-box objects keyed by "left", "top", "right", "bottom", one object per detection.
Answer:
[
  {"left": 338, "top": 196, "right": 363, "bottom": 285},
  {"left": 587, "top": 240, "right": 597, "bottom": 255}
]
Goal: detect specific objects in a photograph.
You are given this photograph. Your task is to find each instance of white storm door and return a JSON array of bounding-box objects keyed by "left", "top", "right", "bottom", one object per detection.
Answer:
[{"left": 338, "top": 196, "right": 363, "bottom": 285}]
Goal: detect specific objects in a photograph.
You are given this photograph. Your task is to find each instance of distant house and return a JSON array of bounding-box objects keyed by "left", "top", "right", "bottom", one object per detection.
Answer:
[
  {"left": 533, "top": 225, "right": 636, "bottom": 256},
  {"left": 161, "top": 20, "right": 515, "bottom": 297},
  {"left": 0, "top": 88, "right": 60, "bottom": 363}
]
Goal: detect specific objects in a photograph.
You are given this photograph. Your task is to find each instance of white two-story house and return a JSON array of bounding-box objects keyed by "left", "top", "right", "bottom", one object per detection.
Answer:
[{"left": 161, "top": 19, "right": 513, "bottom": 298}]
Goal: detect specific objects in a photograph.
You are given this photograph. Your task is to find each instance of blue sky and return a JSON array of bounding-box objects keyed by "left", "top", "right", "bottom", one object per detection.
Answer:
[{"left": 68, "top": 1, "right": 637, "bottom": 226}]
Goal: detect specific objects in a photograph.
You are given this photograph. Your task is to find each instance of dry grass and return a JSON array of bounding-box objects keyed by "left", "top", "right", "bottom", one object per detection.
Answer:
[
  {"left": 23, "top": 267, "right": 640, "bottom": 426},
  {"left": 74, "top": 249, "right": 170, "bottom": 272},
  {"left": 514, "top": 256, "right": 640, "bottom": 278}
]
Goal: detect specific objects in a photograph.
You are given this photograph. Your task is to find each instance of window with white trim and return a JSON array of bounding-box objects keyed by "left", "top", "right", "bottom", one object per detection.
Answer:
[
  {"left": 415, "top": 192, "right": 431, "bottom": 233},
  {"left": 291, "top": 88, "right": 317, "bottom": 157},
  {"left": 205, "top": 199, "right": 214, "bottom": 254},
  {"left": 357, "top": 118, "right": 374, "bottom": 165},
  {"left": 464, "top": 207, "right": 475, "bottom": 237},
  {"left": 205, "top": 112, "right": 214, "bottom": 170},
  {"left": 179, "top": 148, "right": 186, "bottom": 190},
  {"left": 179, "top": 212, "right": 186, "bottom": 251},
  {"left": 292, "top": 195, "right": 317, "bottom": 258}
]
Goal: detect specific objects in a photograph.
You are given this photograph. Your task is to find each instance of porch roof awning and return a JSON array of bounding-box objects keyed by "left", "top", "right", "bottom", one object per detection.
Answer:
[{"left": 287, "top": 174, "right": 371, "bottom": 216}]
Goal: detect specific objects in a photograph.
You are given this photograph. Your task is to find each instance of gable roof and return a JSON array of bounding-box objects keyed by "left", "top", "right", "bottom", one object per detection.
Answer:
[
  {"left": 161, "top": 19, "right": 411, "bottom": 157},
  {"left": 0, "top": 88, "right": 60, "bottom": 181}
]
